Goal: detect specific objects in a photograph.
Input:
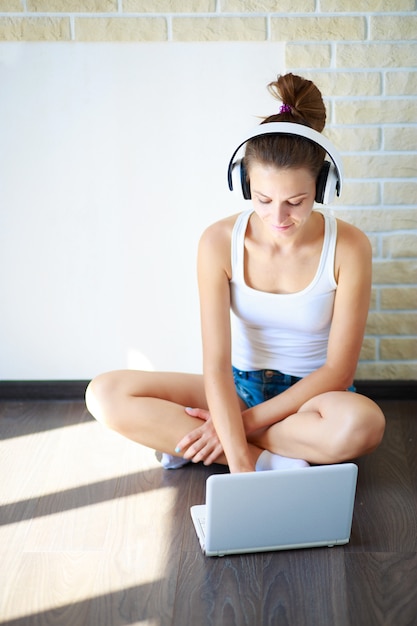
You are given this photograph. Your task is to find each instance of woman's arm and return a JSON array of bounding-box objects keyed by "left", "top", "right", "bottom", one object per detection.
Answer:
[
  {"left": 243, "top": 219, "right": 373, "bottom": 435},
  {"left": 197, "top": 218, "right": 254, "bottom": 473}
]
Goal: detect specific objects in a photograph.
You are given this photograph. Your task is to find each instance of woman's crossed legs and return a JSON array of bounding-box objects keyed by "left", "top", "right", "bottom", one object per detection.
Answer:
[{"left": 85, "top": 370, "right": 385, "bottom": 469}]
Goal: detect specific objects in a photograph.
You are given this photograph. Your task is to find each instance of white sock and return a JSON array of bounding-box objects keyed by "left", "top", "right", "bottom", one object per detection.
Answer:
[
  {"left": 255, "top": 450, "right": 309, "bottom": 472},
  {"left": 159, "top": 453, "right": 190, "bottom": 470}
]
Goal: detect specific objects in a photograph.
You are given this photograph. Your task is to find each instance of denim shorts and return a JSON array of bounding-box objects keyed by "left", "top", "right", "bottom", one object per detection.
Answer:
[
  {"left": 232, "top": 366, "right": 356, "bottom": 409},
  {"left": 232, "top": 366, "right": 302, "bottom": 409}
]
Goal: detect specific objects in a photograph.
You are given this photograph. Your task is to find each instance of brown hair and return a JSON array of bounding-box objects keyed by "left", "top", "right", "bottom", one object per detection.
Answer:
[{"left": 244, "top": 73, "right": 327, "bottom": 179}]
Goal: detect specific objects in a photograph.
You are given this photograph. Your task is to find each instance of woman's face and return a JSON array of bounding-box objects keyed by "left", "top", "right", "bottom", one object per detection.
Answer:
[{"left": 248, "top": 163, "right": 317, "bottom": 237}]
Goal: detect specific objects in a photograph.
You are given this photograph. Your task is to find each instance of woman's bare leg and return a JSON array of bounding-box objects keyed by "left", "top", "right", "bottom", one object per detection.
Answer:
[
  {"left": 85, "top": 369, "right": 262, "bottom": 466},
  {"left": 250, "top": 391, "right": 385, "bottom": 464},
  {"left": 87, "top": 374, "right": 384, "bottom": 468},
  {"left": 86, "top": 370, "right": 211, "bottom": 455}
]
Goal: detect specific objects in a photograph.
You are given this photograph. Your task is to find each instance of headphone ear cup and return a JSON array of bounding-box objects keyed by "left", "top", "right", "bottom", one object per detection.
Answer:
[
  {"left": 315, "top": 161, "right": 330, "bottom": 204},
  {"left": 231, "top": 158, "right": 251, "bottom": 199},
  {"left": 315, "top": 161, "right": 338, "bottom": 204},
  {"left": 240, "top": 159, "right": 251, "bottom": 200}
]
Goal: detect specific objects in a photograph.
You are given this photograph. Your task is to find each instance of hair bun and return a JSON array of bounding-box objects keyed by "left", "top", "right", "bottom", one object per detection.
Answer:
[{"left": 266, "top": 73, "right": 326, "bottom": 133}]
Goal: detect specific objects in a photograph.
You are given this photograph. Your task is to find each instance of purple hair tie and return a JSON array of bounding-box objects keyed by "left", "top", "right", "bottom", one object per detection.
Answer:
[{"left": 279, "top": 103, "right": 292, "bottom": 114}]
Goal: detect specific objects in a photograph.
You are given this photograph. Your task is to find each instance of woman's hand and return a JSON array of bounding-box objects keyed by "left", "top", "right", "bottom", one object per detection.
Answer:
[{"left": 175, "top": 407, "right": 224, "bottom": 466}]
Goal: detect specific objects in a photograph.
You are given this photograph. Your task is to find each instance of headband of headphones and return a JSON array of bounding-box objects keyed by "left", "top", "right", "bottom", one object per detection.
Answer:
[{"left": 227, "top": 121, "right": 344, "bottom": 198}]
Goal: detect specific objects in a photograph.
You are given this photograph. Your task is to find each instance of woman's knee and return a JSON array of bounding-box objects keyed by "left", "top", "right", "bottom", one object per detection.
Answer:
[
  {"left": 85, "top": 370, "right": 136, "bottom": 431},
  {"left": 333, "top": 395, "right": 386, "bottom": 460},
  {"left": 302, "top": 391, "right": 386, "bottom": 462},
  {"left": 358, "top": 397, "right": 386, "bottom": 452}
]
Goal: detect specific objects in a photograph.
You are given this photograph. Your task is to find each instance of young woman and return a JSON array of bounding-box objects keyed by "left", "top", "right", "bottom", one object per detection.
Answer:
[{"left": 85, "top": 73, "right": 385, "bottom": 474}]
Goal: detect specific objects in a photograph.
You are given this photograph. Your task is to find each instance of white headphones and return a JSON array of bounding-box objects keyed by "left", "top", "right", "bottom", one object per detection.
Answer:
[{"left": 227, "top": 122, "right": 344, "bottom": 205}]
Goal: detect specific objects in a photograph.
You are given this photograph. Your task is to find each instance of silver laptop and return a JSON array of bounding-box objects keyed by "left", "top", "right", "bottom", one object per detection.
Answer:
[{"left": 191, "top": 463, "right": 358, "bottom": 557}]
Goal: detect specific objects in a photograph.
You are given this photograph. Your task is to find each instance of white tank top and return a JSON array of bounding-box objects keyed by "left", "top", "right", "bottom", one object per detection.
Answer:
[{"left": 230, "top": 210, "right": 337, "bottom": 378}]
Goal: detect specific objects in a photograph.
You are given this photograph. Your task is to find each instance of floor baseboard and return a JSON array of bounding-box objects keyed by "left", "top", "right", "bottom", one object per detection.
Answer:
[
  {"left": 0, "top": 380, "right": 89, "bottom": 400},
  {"left": 0, "top": 379, "right": 415, "bottom": 401},
  {"left": 354, "top": 380, "right": 416, "bottom": 401}
]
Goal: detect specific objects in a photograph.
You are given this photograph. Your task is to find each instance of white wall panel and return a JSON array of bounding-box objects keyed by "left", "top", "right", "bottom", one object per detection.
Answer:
[{"left": 0, "top": 42, "right": 284, "bottom": 379}]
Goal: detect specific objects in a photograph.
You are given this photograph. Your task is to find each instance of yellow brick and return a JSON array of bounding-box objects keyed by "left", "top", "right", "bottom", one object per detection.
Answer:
[
  {"left": 27, "top": 0, "right": 116, "bottom": 10},
  {"left": 303, "top": 71, "right": 381, "bottom": 98},
  {"left": 343, "top": 154, "right": 417, "bottom": 179},
  {"left": 326, "top": 127, "right": 381, "bottom": 151},
  {"left": 335, "top": 209, "right": 417, "bottom": 232},
  {"left": 286, "top": 44, "right": 331, "bottom": 69},
  {"left": 355, "top": 362, "right": 417, "bottom": 381},
  {"left": 380, "top": 338, "right": 417, "bottom": 361},
  {"left": 382, "top": 234, "right": 417, "bottom": 258},
  {"left": 75, "top": 17, "right": 167, "bottom": 41},
  {"left": 384, "top": 127, "right": 417, "bottom": 151},
  {"left": 380, "top": 287, "right": 417, "bottom": 310},
  {"left": 324, "top": 98, "right": 333, "bottom": 121},
  {"left": 366, "top": 312, "right": 416, "bottom": 334},
  {"left": 172, "top": 17, "right": 266, "bottom": 42},
  {"left": 222, "top": 0, "right": 314, "bottom": 10},
  {"left": 386, "top": 71, "right": 417, "bottom": 96},
  {"left": 333, "top": 181, "right": 380, "bottom": 206},
  {"left": 272, "top": 17, "right": 366, "bottom": 42},
  {"left": 371, "top": 16, "right": 417, "bottom": 40},
  {"left": 123, "top": 0, "right": 215, "bottom": 11},
  {"left": 337, "top": 43, "right": 417, "bottom": 69},
  {"left": 0, "top": 17, "right": 70, "bottom": 40},
  {"left": 370, "top": 286, "right": 378, "bottom": 308},
  {"left": 372, "top": 261, "right": 417, "bottom": 285},
  {"left": 0, "top": 0, "right": 22, "bottom": 10},
  {"left": 335, "top": 99, "right": 415, "bottom": 125},
  {"left": 369, "top": 239, "right": 379, "bottom": 259},
  {"left": 360, "top": 338, "right": 376, "bottom": 361},
  {"left": 384, "top": 183, "right": 417, "bottom": 206},
  {"left": 321, "top": 0, "right": 415, "bottom": 10}
]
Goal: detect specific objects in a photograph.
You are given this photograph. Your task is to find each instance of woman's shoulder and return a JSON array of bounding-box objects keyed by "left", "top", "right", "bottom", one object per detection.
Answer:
[
  {"left": 335, "top": 216, "right": 371, "bottom": 251},
  {"left": 198, "top": 212, "right": 244, "bottom": 278},
  {"left": 334, "top": 216, "right": 372, "bottom": 274},
  {"left": 198, "top": 214, "right": 244, "bottom": 280},
  {"left": 199, "top": 212, "right": 243, "bottom": 247}
]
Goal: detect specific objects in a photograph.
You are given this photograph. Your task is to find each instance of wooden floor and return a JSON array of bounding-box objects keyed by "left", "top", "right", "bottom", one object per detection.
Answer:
[{"left": 0, "top": 398, "right": 416, "bottom": 626}]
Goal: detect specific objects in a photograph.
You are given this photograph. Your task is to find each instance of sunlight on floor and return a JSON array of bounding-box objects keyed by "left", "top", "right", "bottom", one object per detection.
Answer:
[
  {"left": 0, "top": 414, "right": 180, "bottom": 624},
  {"left": 1, "top": 418, "right": 160, "bottom": 501}
]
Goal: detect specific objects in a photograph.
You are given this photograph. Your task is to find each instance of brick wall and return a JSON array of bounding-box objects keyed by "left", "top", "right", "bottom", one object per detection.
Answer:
[{"left": 1, "top": 0, "right": 416, "bottom": 380}]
